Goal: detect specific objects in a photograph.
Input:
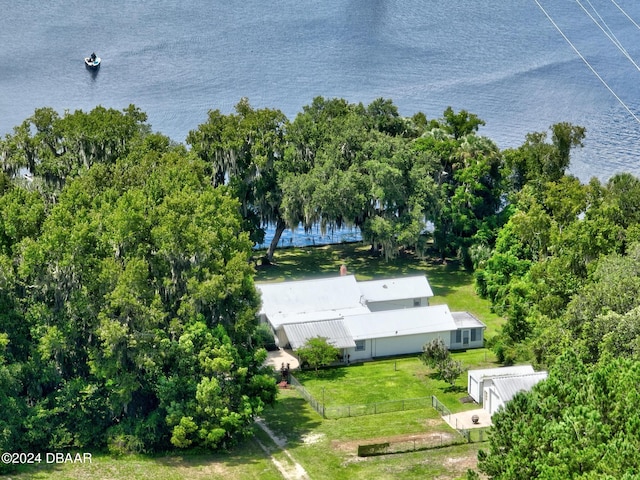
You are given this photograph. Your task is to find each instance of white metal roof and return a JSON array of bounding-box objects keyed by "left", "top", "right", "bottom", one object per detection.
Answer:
[
  {"left": 281, "top": 319, "right": 356, "bottom": 350},
  {"left": 491, "top": 372, "right": 548, "bottom": 403},
  {"left": 267, "top": 306, "right": 371, "bottom": 328},
  {"left": 468, "top": 365, "right": 535, "bottom": 381},
  {"left": 358, "top": 275, "right": 434, "bottom": 303},
  {"left": 257, "top": 275, "right": 366, "bottom": 328},
  {"left": 344, "top": 304, "right": 456, "bottom": 340},
  {"left": 452, "top": 311, "right": 486, "bottom": 329}
]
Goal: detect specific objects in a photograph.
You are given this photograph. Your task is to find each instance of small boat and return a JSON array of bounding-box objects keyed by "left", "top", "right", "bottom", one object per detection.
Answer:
[{"left": 84, "top": 52, "right": 101, "bottom": 69}]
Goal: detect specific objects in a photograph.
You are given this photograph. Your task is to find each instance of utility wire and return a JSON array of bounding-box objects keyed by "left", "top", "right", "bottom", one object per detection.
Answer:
[
  {"left": 584, "top": 0, "right": 627, "bottom": 53},
  {"left": 577, "top": 0, "right": 640, "bottom": 71},
  {"left": 533, "top": 0, "right": 640, "bottom": 124},
  {"left": 610, "top": 0, "right": 640, "bottom": 32}
]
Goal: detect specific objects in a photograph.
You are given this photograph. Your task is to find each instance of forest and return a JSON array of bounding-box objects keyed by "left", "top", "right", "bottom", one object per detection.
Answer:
[{"left": 1, "top": 98, "right": 640, "bottom": 478}]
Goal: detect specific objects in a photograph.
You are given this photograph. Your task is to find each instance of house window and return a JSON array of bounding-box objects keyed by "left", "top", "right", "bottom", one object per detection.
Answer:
[
  {"left": 413, "top": 298, "right": 421, "bottom": 307},
  {"left": 455, "top": 330, "right": 461, "bottom": 344},
  {"left": 355, "top": 340, "right": 366, "bottom": 351},
  {"left": 471, "top": 328, "right": 477, "bottom": 342}
]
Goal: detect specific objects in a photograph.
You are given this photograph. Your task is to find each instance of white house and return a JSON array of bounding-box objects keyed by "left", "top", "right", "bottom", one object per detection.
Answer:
[
  {"left": 483, "top": 372, "right": 548, "bottom": 415},
  {"left": 341, "top": 304, "right": 457, "bottom": 361},
  {"left": 257, "top": 274, "right": 486, "bottom": 363},
  {"left": 256, "top": 275, "right": 369, "bottom": 330},
  {"left": 450, "top": 312, "right": 486, "bottom": 350},
  {"left": 357, "top": 275, "right": 434, "bottom": 311},
  {"left": 467, "top": 366, "right": 535, "bottom": 403}
]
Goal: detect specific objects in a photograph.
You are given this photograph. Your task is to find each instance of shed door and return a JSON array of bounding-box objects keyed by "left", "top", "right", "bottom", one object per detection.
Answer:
[{"left": 462, "top": 329, "right": 470, "bottom": 346}]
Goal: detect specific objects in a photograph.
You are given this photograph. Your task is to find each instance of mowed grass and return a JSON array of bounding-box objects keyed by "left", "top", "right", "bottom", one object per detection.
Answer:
[
  {"left": 294, "top": 350, "right": 499, "bottom": 414},
  {"left": 8, "top": 443, "right": 282, "bottom": 480},
  {"left": 294, "top": 349, "right": 497, "bottom": 411}
]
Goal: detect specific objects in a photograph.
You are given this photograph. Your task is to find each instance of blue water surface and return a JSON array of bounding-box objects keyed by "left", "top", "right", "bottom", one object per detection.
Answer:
[{"left": 1, "top": 0, "right": 639, "bottom": 183}]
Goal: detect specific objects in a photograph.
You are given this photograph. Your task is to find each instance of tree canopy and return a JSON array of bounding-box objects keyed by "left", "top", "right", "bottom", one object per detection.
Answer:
[
  {"left": 0, "top": 119, "right": 276, "bottom": 459},
  {"left": 477, "top": 351, "right": 640, "bottom": 479}
]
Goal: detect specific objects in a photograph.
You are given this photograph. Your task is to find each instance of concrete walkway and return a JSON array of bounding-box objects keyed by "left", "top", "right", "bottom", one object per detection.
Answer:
[
  {"left": 265, "top": 348, "right": 300, "bottom": 370},
  {"left": 442, "top": 408, "right": 492, "bottom": 431}
]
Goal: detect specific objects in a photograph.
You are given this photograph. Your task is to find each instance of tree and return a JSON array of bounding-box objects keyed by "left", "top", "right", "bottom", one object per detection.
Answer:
[
  {"left": 0, "top": 105, "right": 150, "bottom": 196},
  {"left": 13, "top": 138, "right": 276, "bottom": 452},
  {"left": 421, "top": 338, "right": 463, "bottom": 387},
  {"left": 440, "top": 358, "right": 463, "bottom": 387},
  {"left": 421, "top": 338, "right": 450, "bottom": 370},
  {"left": 296, "top": 337, "right": 340, "bottom": 372},
  {"left": 504, "top": 122, "right": 585, "bottom": 191},
  {"left": 280, "top": 96, "right": 432, "bottom": 260},
  {"left": 441, "top": 106, "right": 485, "bottom": 140},
  {"left": 413, "top": 112, "right": 505, "bottom": 261},
  {"left": 187, "top": 98, "right": 288, "bottom": 260}
]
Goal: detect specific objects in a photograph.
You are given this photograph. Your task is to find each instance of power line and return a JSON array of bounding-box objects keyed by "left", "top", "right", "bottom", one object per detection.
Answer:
[
  {"left": 576, "top": 0, "right": 640, "bottom": 72},
  {"left": 583, "top": 0, "right": 628, "bottom": 53},
  {"left": 533, "top": 0, "right": 640, "bottom": 124},
  {"left": 610, "top": 0, "right": 640, "bottom": 32}
]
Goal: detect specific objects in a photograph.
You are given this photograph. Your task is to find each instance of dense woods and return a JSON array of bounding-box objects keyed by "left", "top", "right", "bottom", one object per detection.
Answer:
[{"left": 2, "top": 98, "right": 640, "bottom": 477}]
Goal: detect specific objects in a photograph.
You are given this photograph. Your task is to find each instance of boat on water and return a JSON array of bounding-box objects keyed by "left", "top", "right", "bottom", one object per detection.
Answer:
[{"left": 84, "top": 52, "right": 101, "bottom": 69}]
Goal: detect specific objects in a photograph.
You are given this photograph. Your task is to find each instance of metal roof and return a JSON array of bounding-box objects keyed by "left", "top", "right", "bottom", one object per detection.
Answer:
[
  {"left": 468, "top": 365, "right": 535, "bottom": 381},
  {"left": 344, "top": 304, "right": 457, "bottom": 340},
  {"left": 452, "top": 311, "right": 487, "bottom": 329},
  {"left": 358, "top": 275, "right": 434, "bottom": 303},
  {"left": 491, "top": 372, "right": 548, "bottom": 403},
  {"left": 257, "top": 275, "right": 365, "bottom": 328},
  {"left": 268, "top": 306, "right": 371, "bottom": 327},
  {"left": 281, "top": 319, "right": 356, "bottom": 350}
]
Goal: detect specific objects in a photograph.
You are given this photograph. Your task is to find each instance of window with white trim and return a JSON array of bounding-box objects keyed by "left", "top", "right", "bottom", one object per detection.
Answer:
[{"left": 355, "top": 340, "right": 366, "bottom": 351}]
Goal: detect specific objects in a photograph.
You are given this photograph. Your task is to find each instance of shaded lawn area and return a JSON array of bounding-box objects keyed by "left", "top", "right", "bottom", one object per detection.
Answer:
[
  {"left": 255, "top": 243, "right": 504, "bottom": 338},
  {"left": 293, "top": 351, "right": 499, "bottom": 414},
  {"left": 8, "top": 442, "right": 281, "bottom": 480}
]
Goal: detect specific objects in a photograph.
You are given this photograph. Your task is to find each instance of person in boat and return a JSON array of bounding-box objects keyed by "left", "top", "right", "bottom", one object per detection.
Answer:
[{"left": 90, "top": 52, "right": 96, "bottom": 62}]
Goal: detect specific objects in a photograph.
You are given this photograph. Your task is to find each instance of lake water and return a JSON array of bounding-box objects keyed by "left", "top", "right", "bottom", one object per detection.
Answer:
[{"left": 2, "top": 2, "right": 640, "bottom": 184}]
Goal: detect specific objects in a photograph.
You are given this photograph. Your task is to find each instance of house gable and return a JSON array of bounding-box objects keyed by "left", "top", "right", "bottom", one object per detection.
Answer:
[
  {"left": 467, "top": 365, "right": 536, "bottom": 403},
  {"left": 358, "top": 275, "right": 434, "bottom": 311}
]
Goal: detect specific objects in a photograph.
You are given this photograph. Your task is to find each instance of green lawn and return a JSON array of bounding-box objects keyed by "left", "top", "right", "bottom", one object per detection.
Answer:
[
  {"left": 294, "top": 350, "right": 499, "bottom": 415},
  {"left": 8, "top": 444, "right": 282, "bottom": 480}
]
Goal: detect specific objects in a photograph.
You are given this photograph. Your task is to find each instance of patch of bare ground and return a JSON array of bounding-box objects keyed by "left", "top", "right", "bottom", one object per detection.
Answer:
[
  {"left": 444, "top": 452, "right": 477, "bottom": 471},
  {"left": 301, "top": 432, "right": 325, "bottom": 444},
  {"left": 423, "top": 418, "right": 443, "bottom": 427}
]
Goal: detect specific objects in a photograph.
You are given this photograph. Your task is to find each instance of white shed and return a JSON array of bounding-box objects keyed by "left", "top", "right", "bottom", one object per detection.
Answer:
[
  {"left": 467, "top": 365, "right": 535, "bottom": 403},
  {"left": 483, "top": 372, "right": 548, "bottom": 415}
]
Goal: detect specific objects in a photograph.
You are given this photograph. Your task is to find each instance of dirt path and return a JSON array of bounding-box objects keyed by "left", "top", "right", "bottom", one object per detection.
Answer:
[{"left": 255, "top": 419, "right": 310, "bottom": 480}]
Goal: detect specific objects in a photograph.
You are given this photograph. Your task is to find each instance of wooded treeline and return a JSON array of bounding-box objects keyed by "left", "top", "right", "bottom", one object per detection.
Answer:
[{"left": 1, "top": 98, "right": 640, "bottom": 477}]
